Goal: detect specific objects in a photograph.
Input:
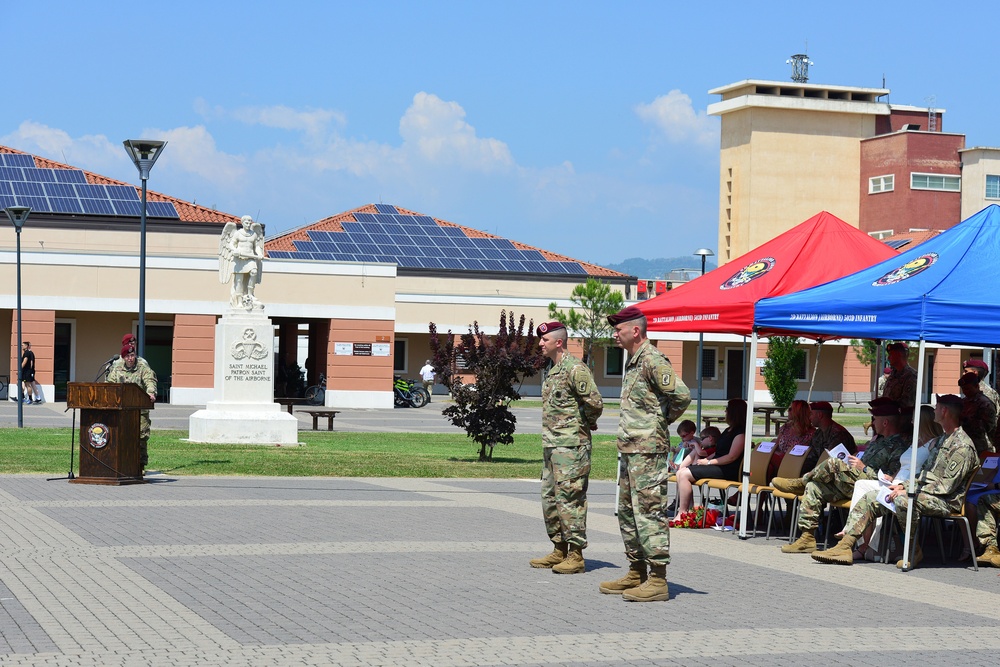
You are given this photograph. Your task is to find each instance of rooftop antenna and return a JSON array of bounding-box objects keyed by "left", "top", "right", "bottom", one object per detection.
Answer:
[
  {"left": 925, "top": 95, "right": 937, "bottom": 132},
  {"left": 786, "top": 53, "right": 813, "bottom": 83}
]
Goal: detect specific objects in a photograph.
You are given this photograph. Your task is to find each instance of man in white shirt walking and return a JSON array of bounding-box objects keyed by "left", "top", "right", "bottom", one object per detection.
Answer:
[{"left": 419, "top": 360, "right": 436, "bottom": 402}]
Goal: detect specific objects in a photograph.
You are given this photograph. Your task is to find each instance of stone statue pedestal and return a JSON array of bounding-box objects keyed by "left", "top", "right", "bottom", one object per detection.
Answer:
[{"left": 188, "top": 311, "right": 298, "bottom": 445}]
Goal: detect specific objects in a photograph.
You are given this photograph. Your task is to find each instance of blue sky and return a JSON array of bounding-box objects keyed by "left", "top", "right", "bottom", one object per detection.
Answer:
[{"left": 2, "top": 1, "right": 995, "bottom": 265}]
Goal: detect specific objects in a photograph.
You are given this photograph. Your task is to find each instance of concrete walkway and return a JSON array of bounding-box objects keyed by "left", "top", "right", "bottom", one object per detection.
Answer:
[{"left": 1, "top": 473, "right": 999, "bottom": 666}]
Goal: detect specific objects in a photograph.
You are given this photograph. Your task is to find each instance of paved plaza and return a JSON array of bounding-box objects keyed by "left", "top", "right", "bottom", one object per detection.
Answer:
[{"left": 2, "top": 400, "right": 1000, "bottom": 665}]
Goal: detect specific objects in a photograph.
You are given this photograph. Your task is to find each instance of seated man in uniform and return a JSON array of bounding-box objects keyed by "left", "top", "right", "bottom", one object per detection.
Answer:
[
  {"left": 813, "top": 394, "right": 979, "bottom": 569},
  {"left": 775, "top": 397, "right": 909, "bottom": 554}
]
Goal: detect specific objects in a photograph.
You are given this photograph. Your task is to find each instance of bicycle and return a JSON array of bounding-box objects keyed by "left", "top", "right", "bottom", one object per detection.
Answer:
[
  {"left": 304, "top": 373, "right": 326, "bottom": 406},
  {"left": 393, "top": 376, "right": 429, "bottom": 408}
]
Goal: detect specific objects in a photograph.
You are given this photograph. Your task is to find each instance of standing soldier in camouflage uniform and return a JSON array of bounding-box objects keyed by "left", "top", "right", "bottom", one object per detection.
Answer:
[
  {"left": 813, "top": 394, "right": 978, "bottom": 569},
  {"left": 881, "top": 342, "right": 918, "bottom": 417},
  {"left": 107, "top": 334, "right": 157, "bottom": 475},
  {"left": 775, "top": 397, "right": 909, "bottom": 554},
  {"left": 963, "top": 359, "right": 1000, "bottom": 414},
  {"left": 530, "top": 321, "right": 604, "bottom": 574},
  {"left": 959, "top": 371, "right": 997, "bottom": 454},
  {"left": 600, "top": 305, "right": 684, "bottom": 602}
]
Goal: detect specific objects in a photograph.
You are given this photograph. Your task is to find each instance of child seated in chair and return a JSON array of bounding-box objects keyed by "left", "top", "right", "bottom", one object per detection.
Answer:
[{"left": 671, "top": 420, "right": 714, "bottom": 471}]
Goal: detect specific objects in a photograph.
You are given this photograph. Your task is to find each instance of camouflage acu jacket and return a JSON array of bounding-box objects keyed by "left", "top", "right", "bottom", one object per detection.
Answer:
[
  {"left": 108, "top": 357, "right": 158, "bottom": 396},
  {"left": 913, "top": 427, "right": 978, "bottom": 510},
  {"left": 881, "top": 365, "right": 917, "bottom": 412},
  {"left": 617, "top": 340, "right": 680, "bottom": 454},
  {"left": 962, "top": 392, "right": 997, "bottom": 454},
  {"left": 541, "top": 353, "right": 603, "bottom": 449},
  {"left": 860, "top": 432, "right": 908, "bottom": 479}
]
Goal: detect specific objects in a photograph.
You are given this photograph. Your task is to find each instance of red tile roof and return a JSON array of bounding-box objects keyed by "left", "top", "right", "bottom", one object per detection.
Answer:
[
  {"left": 266, "top": 203, "right": 627, "bottom": 278},
  {"left": 0, "top": 145, "right": 240, "bottom": 225}
]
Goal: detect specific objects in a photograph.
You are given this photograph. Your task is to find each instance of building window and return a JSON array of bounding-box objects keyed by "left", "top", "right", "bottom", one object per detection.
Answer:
[
  {"left": 910, "top": 172, "right": 960, "bottom": 192},
  {"left": 393, "top": 339, "right": 407, "bottom": 373},
  {"left": 869, "top": 174, "right": 894, "bottom": 194},
  {"left": 986, "top": 175, "right": 1000, "bottom": 200},
  {"left": 794, "top": 350, "right": 809, "bottom": 382},
  {"left": 699, "top": 347, "right": 718, "bottom": 380},
  {"left": 605, "top": 347, "right": 624, "bottom": 377}
]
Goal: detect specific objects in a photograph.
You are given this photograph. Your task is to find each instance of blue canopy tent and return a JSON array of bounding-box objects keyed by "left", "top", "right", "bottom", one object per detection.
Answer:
[{"left": 750, "top": 204, "right": 1000, "bottom": 567}]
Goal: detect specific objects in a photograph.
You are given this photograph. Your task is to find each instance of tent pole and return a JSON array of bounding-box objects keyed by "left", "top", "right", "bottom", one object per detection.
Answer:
[
  {"left": 900, "top": 339, "right": 926, "bottom": 572},
  {"left": 738, "top": 331, "right": 759, "bottom": 539},
  {"left": 806, "top": 340, "right": 822, "bottom": 402}
]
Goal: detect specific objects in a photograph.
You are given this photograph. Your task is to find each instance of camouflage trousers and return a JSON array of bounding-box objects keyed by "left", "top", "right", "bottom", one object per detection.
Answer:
[
  {"left": 616, "top": 452, "right": 671, "bottom": 566},
  {"left": 540, "top": 445, "right": 591, "bottom": 549},
  {"left": 843, "top": 487, "right": 954, "bottom": 542},
  {"left": 798, "top": 458, "right": 872, "bottom": 533},
  {"left": 975, "top": 492, "right": 1000, "bottom": 549}
]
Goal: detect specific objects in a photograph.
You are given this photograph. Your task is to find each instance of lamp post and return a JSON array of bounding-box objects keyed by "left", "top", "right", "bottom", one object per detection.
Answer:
[
  {"left": 5, "top": 206, "right": 31, "bottom": 428},
  {"left": 693, "top": 248, "right": 715, "bottom": 429},
  {"left": 122, "top": 140, "right": 167, "bottom": 359}
]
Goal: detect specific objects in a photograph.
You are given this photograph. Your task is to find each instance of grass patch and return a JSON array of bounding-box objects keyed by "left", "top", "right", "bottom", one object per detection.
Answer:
[{"left": 0, "top": 428, "right": 621, "bottom": 480}]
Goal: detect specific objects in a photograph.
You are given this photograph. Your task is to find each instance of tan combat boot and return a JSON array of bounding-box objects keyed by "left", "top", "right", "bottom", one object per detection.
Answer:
[
  {"left": 529, "top": 542, "right": 567, "bottom": 568},
  {"left": 977, "top": 544, "right": 1000, "bottom": 567},
  {"left": 599, "top": 561, "right": 647, "bottom": 594},
  {"left": 622, "top": 564, "right": 669, "bottom": 602},
  {"left": 897, "top": 544, "right": 923, "bottom": 570},
  {"left": 771, "top": 477, "right": 806, "bottom": 495},
  {"left": 811, "top": 535, "right": 857, "bottom": 565},
  {"left": 552, "top": 546, "right": 585, "bottom": 574},
  {"left": 781, "top": 532, "right": 817, "bottom": 554}
]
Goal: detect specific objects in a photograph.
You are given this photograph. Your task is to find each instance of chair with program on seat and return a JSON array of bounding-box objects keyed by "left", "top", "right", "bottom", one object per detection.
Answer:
[{"left": 765, "top": 446, "right": 820, "bottom": 541}]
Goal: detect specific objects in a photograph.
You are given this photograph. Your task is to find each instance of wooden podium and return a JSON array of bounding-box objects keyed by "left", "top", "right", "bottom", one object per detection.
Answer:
[{"left": 67, "top": 382, "right": 153, "bottom": 485}]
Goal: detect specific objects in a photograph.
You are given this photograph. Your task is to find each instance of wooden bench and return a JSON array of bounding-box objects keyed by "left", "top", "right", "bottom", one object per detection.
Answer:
[
  {"left": 299, "top": 408, "right": 341, "bottom": 431},
  {"left": 275, "top": 398, "right": 306, "bottom": 414},
  {"left": 702, "top": 415, "right": 727, "bottom": 429},
  {"left": 831, "top": 391, "right": 874, "bottom": 412}
]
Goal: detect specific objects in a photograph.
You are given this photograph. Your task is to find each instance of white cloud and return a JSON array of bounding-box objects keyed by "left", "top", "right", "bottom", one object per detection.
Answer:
[
  {"left": 0, "top": 121, "right": 122, "bottom": 172},
  {"left": 635, "top": 90, "right": 718, "bottom": 146},
  {"left": 146, "top": 125, "right": 247, "bottom": 189},
  {"left": 398, "top": 92, "right": 514, "bottom": 171}
]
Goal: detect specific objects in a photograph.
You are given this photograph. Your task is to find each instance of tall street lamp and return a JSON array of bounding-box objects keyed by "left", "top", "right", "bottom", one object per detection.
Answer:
[
  {"left": 5, "top": 206, "right": 31, "bottom": 428},
  {"left": 693, "top": 248, "right": 715, "bottom": 429},
  {"left": 122, "top": 140, "right": 167, "bottom": 358}
]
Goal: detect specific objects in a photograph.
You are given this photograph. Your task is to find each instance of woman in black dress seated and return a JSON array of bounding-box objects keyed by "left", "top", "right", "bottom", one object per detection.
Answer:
[{"left": 673, "top": 398, "right": 747, "bottom": 515}]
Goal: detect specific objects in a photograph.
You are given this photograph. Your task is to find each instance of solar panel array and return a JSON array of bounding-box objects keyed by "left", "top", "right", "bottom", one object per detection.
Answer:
[
  {"left": 267, "top": 204, "right": 588, "bottom": 275},
  {"left": 0, "top": 153, "right": 179, "bottom": 218},
  {"left": 883, "top": 238, "right": 912, "bottom": 250}
]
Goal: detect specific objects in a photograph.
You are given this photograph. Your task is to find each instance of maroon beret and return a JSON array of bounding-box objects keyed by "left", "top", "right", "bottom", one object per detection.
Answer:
[
  {"left": 122, "top": 333, "right": 136, "bottom": 346},
  {"left": 958, "top": 372, "right": 979, "bottom": 387},
  {"left": 809, "top": 401, "right": 833, "bottom": 413},
  {"left": 964, "top": 359, "right": 989, "bottom": 371},
  {"left": 536, "top": 321, "right": 566, "bottom": 336},
  {"left": 607, "top": 305, "right": 646, "bottom": 326},
  {"left": 886, "top": 342, "right": 908, "bottom": 352},
  {"left": 121, "top": 344, "right": 135, "bottom": 357},
  {"left": 868, "top": 397, "right": 900, "bottom": 416}
]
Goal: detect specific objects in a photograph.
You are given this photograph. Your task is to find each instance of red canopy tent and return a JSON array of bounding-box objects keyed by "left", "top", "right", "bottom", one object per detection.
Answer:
[{"left": 636, "top": 211, "right": 899, "bottom": 334}]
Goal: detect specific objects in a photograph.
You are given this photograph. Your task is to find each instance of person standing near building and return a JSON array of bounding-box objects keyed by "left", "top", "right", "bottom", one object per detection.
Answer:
[
  {"left": 20, "top": 341, "right": 36, "bottom": 404},
  {"left": 418, "top": 359, "right": 436, "bottom": 402},
  {"left": 600, "top": 305, "right": 684, "bottom": 602},
  {"left": 108, "top": 334, "right": 157, "bottom": 475},
  {"left": 530, "top": 321, "right": 603, "bottom": 574},
  {"left": 882, "top": 342, "right": 918, "bottom": 416}
]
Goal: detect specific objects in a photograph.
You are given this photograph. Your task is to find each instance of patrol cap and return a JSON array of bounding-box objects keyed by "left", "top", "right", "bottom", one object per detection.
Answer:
[
  {"left": 958, "top": 372, "right": 979, "bottom": 387},
  {"left": 607, "top": 305, "right": 645, "bottom": 326},
  {"left": 868, "top": 396, "right": 900, "bottom": 416},
  {"left": 886, "top": 342, "right": 908, "bottom": 353},
  {"left": 809, "top": 401, "right": 833, "bottom": 413},
  {"left": 536, "top": 321, "right": 566, "bottom": 336},
  {"left": 935, "top": 394, "right": 963, "bottom": 408},
  {"left": 964, "top": 359, "right": 989, "bottom": 371}
]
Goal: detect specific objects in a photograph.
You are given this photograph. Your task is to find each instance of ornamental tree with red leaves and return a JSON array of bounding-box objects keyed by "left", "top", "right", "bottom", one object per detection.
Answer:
[{"left": 429, "top": 310, "right": 545, "bottom": 462}]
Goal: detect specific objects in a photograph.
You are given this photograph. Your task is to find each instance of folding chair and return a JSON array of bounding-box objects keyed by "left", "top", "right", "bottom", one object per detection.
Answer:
[
  {"left": 765, "top": 447, "right": 819, "bottom": 541},
  {"left": 692, "top": 451, "right": 746, "bottom": 528},
  {"left": 719, "top": 441, "right": 776, "bottom": 537},
  {"left": 926, "top": 465, "right": 982, "bottom": 571}
]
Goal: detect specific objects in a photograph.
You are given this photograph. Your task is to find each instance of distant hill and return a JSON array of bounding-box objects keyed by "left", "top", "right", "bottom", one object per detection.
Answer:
[{"left": 600, "top": 256, "right": 718, "bottom": 279}]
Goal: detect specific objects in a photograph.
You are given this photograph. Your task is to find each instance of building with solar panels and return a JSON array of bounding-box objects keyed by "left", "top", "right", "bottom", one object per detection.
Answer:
[{"left": 0, "top": 146, "right": 633, "bottom": 408}]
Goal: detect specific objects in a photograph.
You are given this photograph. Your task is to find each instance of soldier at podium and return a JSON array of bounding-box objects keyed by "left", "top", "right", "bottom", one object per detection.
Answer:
[{"left": 108, "top": 334, "right": 157, "bottom": 474}]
